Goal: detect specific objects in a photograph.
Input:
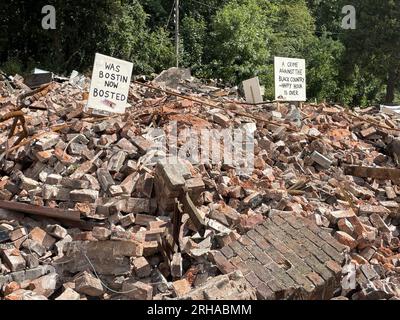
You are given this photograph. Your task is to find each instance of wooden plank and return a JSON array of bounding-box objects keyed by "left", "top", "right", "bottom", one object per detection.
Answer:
[
  {"left": 0, "top": 200, "right": 81, "bottom": 222},
  {"left": 344, "top": 165, "right": 400, "bottom": 181}
]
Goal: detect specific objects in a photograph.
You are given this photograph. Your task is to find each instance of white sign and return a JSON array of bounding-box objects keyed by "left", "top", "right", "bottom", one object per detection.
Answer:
[
  {"left": 242, "top": 77, "right": 263, "bottom": 104},
  {"left": 274, "top": 57, "right": 306, "bottom": 102},
  {"left": 87, "top": 53, "right": 133, "bottom": 114}
]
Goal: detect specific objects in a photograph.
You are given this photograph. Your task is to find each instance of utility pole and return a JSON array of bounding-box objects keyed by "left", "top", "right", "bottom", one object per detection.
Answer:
[{"left": 175, "top": 0, "right": 180, "bottom": 68}]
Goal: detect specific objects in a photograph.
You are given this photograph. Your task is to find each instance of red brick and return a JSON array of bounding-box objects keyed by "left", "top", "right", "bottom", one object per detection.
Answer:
[
  {"left": 209, "top": 251, "right": 236, "bottom": 274},
  {"left": 325, "top": 260, "right": 342, "bottom": 279},
  {"left": 256, "top": 283, "right": 275, "bottom": 300},
  {"left": 334, "top": 231, "right": 357, "bottom": 249}
]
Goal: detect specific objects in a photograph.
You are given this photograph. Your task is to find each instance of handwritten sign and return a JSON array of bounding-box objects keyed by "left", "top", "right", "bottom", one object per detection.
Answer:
[
  {"left": 274, "top": 57, "right": 306, "bottom": 102},
  {"left": 242, "top": 77, "right": 263, "bottom": 104},
  {"left": 87, "top": 53, "right": 133, "bottom": 114}
]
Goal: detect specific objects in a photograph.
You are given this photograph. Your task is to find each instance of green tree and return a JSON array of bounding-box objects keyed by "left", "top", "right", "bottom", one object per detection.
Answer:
[
  {"left": 181, "top": 15, "right": 206, "bottom": 72},
  {"left": 205, "top": 0, "right": 276, "bottom": 85},
  {"left": 1, "top": 0, "right": 397, "bottom": 106},
  {"left": 306, "top": 0, "right": 342, "bottom": 35},
  {"left": 138, "top": 0, "right": 171, "bottom": 29},
  {"left": 341, "top": 0, "right": 400, "bottom": 103},
  {"left": 263, "top": 0, "right": 316, "bottom": 98},
  {"left": 270, "top": 0, "right": 316, "bottom": 57},
  {"left": 0, "top": 0, "right": 174, "bottom": 75},
  {"left": 134, "top": 28, "right": 175, "bottom": 74},
  {"left": 306, "top": 34, "right": 345, "bottom": 102},
  {"left": 101, "top": 1, "right": 175, "bottom": 75}
]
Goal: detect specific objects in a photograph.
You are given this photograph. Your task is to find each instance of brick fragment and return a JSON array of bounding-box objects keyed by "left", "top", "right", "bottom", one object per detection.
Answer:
[
  {"left": 334, "top": 231, "right": 357, "bottom": 249},
  {"left": 122, "top": 280, "right": 153, "bottom": 300},
  {"left": 75, "top": 272, "right": 104, "bottom": 297},
  {"left": 132, "top": 257, "right": 151, "bottom": 278},
  {"left": 209, "top": 251, "right": 236, "bottom": 274}
]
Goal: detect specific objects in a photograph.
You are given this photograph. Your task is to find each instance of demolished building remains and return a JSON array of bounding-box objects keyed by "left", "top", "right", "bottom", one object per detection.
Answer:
[{"left": 0, "top": 69, "right": 399, "bottom": 300}]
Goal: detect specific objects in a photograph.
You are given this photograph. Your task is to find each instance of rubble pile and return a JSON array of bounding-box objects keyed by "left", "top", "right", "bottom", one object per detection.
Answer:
[{"left": 0, "top": 70, "right": 399, "bottom": 300}]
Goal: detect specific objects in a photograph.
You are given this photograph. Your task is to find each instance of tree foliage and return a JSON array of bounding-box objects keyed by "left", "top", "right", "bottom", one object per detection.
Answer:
[
  {"left": 181, "top": 15, "right": 206, "bottom": 72},
  {"left": 0, "top": 0, "right": 174, "bottom": 75},
  {"left": 0, "top": 0, "right": 398, "bottom": 106},
  {"left": 205, "top": 0, "right": 274, "bottom": 85},
  {"left": 340, "top": 0, "right": 400, "bottom": 103}
]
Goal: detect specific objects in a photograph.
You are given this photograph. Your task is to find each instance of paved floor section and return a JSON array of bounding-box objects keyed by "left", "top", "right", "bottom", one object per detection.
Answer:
[{"left": 212, "top": 212, "right": 348, "bottom": 300}]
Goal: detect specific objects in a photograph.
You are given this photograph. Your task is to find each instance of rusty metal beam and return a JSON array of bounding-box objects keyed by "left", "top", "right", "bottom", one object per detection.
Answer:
[
  {"left": 0, "top": 200, "right": 81, "bottom": 222},
  {"left": 0, "top": 111, "right": 25, "bottom": 122}
]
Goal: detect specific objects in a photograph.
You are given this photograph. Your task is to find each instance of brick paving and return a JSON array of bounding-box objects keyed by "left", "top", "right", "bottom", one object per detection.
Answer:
[{"left": 213, "top": 212, "right": 348, "bottom": 300}]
